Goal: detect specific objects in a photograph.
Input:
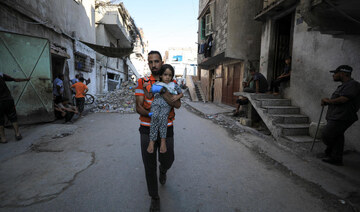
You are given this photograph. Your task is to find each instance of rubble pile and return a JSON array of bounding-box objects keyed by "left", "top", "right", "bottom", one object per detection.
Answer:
[{"left": 92, "top": 82, "right": 137, "bottom": 113}]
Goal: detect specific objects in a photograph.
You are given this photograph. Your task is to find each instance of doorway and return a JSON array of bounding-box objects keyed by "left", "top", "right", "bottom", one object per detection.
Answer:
[
  {"left": 209, "top": 69, "right": 215, "bottom": 102},
  {"left": 272, "top": 13, "right": 294, "bottom": 80}
]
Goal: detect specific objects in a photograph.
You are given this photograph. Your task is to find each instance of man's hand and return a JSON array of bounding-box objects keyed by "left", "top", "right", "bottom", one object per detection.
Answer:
[
  {"left": 162, "top": 90, "right": 181, "bottom": 108},
  {"left": 321, "top": 98, "right": 331, "bottom": 106}
]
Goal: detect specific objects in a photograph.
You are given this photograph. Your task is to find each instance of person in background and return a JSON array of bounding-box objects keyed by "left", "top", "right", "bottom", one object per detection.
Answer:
[
  {"left": 0, "top": 72, "right": 30, "bottom": 143},
  {"left": 71, "top": 77, "right": 88, "bottom": 117},
  {"left": 233, "top": 68, "right": 268, "bottom": 116},
  {"left": 53, "top": 74, "right": 64, "bottom": 103},
  {"left": 319, "top": 65, "right": 360, "bottom": 166},
  {"left": 269, "top": 56, "right": 292, "bottom": 95},
  {"left": 54, "top": 97, "right": 78, "bottom": 124}
]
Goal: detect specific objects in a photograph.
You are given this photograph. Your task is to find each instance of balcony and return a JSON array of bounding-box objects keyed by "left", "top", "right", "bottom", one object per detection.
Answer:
[
  {"left": 101, "top": 10, "right": 132, "bottom": 48},
  {"left": 299, "top": 0, "right": 360, "bottom": 35}
]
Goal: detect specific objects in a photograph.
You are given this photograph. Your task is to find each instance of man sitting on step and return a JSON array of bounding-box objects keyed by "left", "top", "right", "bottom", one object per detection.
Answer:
[{"left": 234, "top": 68, "right": 268, "bottom": 116}]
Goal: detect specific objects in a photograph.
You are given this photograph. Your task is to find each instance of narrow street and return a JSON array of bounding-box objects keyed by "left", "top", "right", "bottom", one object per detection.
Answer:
[{"left": 0, "top": 106, "right": 348, "bottom": 212}]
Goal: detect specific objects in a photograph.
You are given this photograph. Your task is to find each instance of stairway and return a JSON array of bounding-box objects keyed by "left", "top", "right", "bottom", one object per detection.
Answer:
[
  {"left": 194, "top": 82, "right": 205, "bottom": 102},
  {"left": 236, "top": 93, "right": 314, "bottom": 143}
]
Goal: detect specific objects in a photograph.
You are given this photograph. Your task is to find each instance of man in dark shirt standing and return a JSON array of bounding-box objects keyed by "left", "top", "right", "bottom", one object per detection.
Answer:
[
  {"left": 0, "top": 72, "right": 30, "bottom": 143},
  {"left": 320, "top": 65, "right": 360, "bottom": 166}
]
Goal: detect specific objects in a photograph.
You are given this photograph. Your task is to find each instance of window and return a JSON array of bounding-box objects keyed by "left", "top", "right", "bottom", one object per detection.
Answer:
[
  {"left": 74, "top": 52, "right": 94, "bottom": 72},
  {"left": 200, "top": 12, "right": 212, "bottom": 40},
  {"left": 205, "top": 13, "right": 213, "bottom": 36}
]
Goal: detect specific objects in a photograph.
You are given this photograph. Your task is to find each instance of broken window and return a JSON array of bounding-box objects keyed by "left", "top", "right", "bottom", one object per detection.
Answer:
[
  {"left": 107, "top": 73, "right": 120, "bottom": 81},
  {"left": 74, "top": 52, "right": 94, "bottom": 72}
]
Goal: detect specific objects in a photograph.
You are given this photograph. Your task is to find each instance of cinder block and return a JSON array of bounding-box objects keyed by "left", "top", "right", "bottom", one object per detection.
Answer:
[
  {"left": 309, "top": 122, "right": 326, "bottom": 139},
  {"left": 239, "top": 118, "right": 252, "bottom": 126}
]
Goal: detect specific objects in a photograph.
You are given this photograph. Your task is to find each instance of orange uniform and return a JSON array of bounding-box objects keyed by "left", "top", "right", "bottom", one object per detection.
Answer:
[
  {"left": 135, "top": 75, "right": 176, "bottom": 127},
  {"left": 71, "top": 82, "right": 88, "bottom": 98}
]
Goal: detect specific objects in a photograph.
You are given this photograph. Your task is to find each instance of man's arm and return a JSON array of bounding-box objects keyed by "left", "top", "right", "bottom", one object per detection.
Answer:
[
  {"left": 162, "top": 90, "right": 181, "bottom": 109},
  {"left": 255, "top": 80, "right": 260, "bottom": 93},
  {"left": 321, "top": 96, "right": 349, "bottom": 106},
  {"left": 136, "top": 95, "right": 151, "bottom": 117},
  {"left": 14, "top": 77, "right": 30, "bottom": 82}
]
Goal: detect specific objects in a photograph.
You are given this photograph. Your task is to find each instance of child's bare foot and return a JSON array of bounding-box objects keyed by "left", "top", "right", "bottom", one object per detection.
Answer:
[
  {"left": 147, "top": 141, "right": 155, "bottom": 153},
  {"left": 160, "top": 139, "right": 167, "bottom": 153}
]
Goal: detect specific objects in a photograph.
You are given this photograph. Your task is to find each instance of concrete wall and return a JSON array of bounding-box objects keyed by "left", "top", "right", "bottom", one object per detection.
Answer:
[
  {"left": 200, "top": 69, "right": 210, "bottom": 101},
  {"left": 259, "top": 19, "right": 275, "bottom": 78},
  {"left": 214, "top": 65, "right": 223, "bottom": 103},
  {"left": 288, "top": 12, "right": 360, "bottom": 150},
  {"left": 212, "top": 0, "right": 228, "bottom": 57},
  {"left": 226, "top": 0, "right": 262, "bottom": 62}
]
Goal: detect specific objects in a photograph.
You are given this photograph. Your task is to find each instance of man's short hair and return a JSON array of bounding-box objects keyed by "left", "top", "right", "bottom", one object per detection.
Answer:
[
  {"left": 75, "top": 74, "right": 80, "bottom": 78},
  {"left": 79, "top": 77, "right": 85, "bottom": 82},
  {"left": 148, "top": 50, "right": 162, "bottom": 61},
  {"left": 249, "top": 68, "right": 256, "bottom": 73}
]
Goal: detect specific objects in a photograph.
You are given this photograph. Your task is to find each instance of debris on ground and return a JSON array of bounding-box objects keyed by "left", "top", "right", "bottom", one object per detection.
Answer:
[{"left": 92, "top": 81, "right": 136, "bottom": 113}]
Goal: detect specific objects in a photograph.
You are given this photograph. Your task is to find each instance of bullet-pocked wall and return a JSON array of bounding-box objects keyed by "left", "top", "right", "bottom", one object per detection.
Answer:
[{"left": 289, "top": 13, "right": 360, "bottom": 151}]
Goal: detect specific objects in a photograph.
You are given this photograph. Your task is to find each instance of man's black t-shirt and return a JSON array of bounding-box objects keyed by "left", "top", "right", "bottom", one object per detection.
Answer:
[
  {"left": 326, "top": 79, "right": 360, "bottom": 122},
  {"left": 0, "top": 73, "right": 15, "bottom": 101},
  {"left": 253, "top": 72, "right": 268, "bottom": 93}
]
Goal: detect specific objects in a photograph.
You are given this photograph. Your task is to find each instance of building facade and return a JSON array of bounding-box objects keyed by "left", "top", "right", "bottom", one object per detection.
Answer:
[
  {"left": 0, "top": 0, "right": 140, "bottom": 124},
  {"left": 197, "top": 0, "right": 263, "bottom": 105},
  {"left": 256, "top": 0, "right": 360, "bottom": 150},
  {"left": 95, "top": 1, "right": 140, "bottom": 92}
]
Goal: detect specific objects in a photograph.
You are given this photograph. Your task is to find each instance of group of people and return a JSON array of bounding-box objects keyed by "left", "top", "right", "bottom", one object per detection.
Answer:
[
  {"left": 233, "top": 58, "right": 360, "bottom": 167},
  {"left": 52, "top": 73, "right": 89, "bottom": 123},
  {"left": 234, "top": 56, "right": 292, "bottom": 116}
]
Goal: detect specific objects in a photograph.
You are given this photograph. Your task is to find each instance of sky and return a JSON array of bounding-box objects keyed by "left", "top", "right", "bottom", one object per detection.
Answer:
[{"left": 113, "top": 0, "right": 198, "bottom": 53}]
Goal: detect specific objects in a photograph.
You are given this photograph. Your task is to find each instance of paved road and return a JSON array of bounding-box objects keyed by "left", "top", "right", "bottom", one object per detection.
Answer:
[{"left": 0, "top": 107, "right": 345, "bottom": 212}]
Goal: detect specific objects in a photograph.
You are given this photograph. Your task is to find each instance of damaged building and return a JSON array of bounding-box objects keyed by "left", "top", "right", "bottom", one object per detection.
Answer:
[{"left": 0, "top": 0, "right": 141, "bottom": 124}]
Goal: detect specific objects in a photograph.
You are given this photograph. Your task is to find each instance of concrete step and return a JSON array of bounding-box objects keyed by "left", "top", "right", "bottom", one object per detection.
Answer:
[
  {"left": 283, "top": 135, "right": 315, "bottom": 143},
  {"left": 258, "top": 99, "right": 291, "bottom": 106},
  {"left": 277, "top": 123, "right": 309, "bottom": 136},
  {"left": 270, "top": 114, "right": 309, "bottom": 124},
  {"left": 262, "top": 106, "right": 300, "bottom": 114},
  {"left": 250, "top": 94, "right": 281, "bottom": 100}
]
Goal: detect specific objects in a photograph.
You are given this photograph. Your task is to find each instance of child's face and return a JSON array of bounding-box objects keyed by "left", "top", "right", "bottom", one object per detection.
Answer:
[{"left": 161, "top": 69, "right": 173, "bottom": 83}]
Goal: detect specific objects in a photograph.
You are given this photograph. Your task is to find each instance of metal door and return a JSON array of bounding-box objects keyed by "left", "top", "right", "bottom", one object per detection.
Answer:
[{"left": 0, "top": 31, "right": 54, "bottom": 124}]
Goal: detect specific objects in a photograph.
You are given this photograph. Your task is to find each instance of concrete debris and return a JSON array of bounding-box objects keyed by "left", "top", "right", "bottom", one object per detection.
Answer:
[{"left": 92, "top": 81, "right": 137, "bottom": 113}]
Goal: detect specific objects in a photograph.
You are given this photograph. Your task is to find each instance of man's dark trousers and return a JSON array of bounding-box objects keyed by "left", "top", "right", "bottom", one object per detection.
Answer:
[
  {"left": 140, "top": 133, "right": 174, "bottom": 197},
  {"left": 322, "top": 120, "right": 355, "bottom": 161}
]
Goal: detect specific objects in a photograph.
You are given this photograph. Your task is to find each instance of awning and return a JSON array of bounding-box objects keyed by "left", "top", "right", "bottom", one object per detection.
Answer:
[
  {"left": 198, "top": 52, "right": 236, "bottom": 69},
  {"left": 80, "top": 41, "right": 133, "bottom": 58},
  {"left": 254, "top": 0, "right": 298, "bottom": 22}
]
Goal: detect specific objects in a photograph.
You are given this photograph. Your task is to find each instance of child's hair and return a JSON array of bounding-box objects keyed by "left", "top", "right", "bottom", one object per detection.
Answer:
[{"left": 159, "top": 64, "right": 175, "bottom": 81}]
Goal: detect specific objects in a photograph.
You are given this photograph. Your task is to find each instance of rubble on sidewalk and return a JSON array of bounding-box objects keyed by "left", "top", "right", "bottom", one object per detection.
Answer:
[{"left": 92, "top": 81, "right": 137, "bottom": 113}]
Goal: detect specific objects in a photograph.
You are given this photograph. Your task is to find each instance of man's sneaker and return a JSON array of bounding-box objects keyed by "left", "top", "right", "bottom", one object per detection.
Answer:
[
  {"left": 159, "top": 166, "right": 167, "bottom": 185},
  {"left": 149, "top": 197, "right": 160, "bottom": 212}
]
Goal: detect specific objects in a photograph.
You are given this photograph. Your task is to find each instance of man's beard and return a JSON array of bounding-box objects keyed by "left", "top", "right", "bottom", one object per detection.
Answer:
[{"left": 151, "top": 68, "right": 160, "bottom": 76}]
